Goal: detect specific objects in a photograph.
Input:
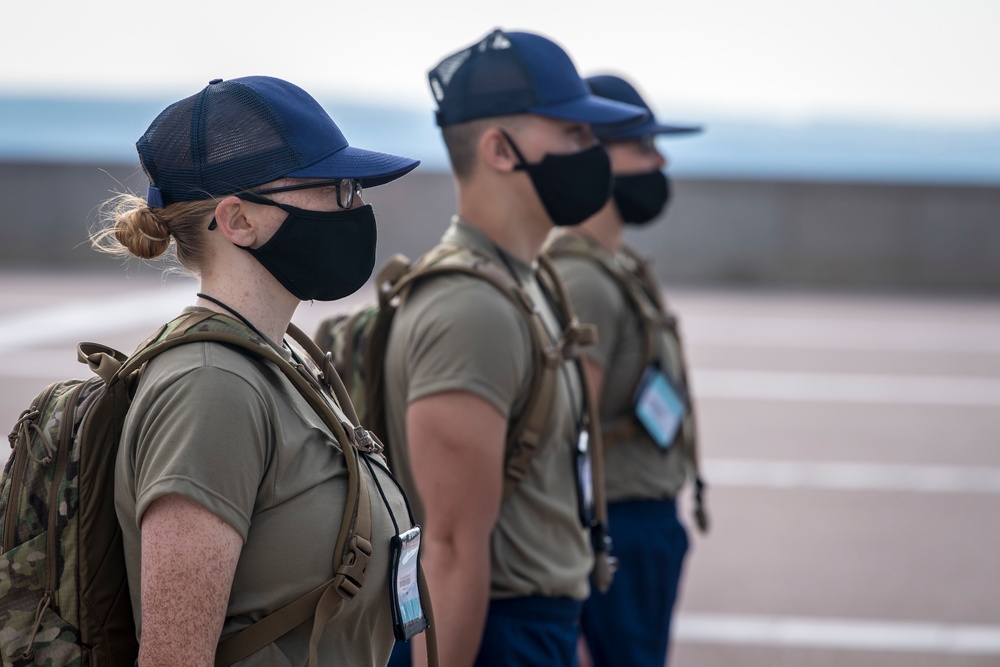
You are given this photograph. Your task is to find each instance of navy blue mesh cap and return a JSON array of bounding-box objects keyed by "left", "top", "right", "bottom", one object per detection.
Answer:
[
  {"left": 137, "top": 76, "right": 420, "bottom": 208},
  {"left": 586, "top": 74, "right": 702, "bottom": 141},
  {"left": 428, "top": 29, "right": 647, "bottom": 128}
]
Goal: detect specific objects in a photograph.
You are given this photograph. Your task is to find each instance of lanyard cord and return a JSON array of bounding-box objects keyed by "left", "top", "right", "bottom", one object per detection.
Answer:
[
  {"left": 364, "top": 456, "right": 401, "bottom": 536},
  {"left": 195, "top": 292, "right": 284, "bottom": 354}
]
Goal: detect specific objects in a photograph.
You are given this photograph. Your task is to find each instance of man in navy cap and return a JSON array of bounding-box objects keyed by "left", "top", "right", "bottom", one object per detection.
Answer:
[
  {"left": 543, "top": 73, "right": 709, "bottom": 667},
  {"left": 382, "top": 29, "right": 645, "bottom": 667}
]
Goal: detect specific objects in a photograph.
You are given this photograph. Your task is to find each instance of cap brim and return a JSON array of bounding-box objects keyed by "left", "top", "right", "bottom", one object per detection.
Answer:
[
  {"left": 530, "top": 94, "right": 647, "bottom": 125},
  {"left": 287, "top": 145, "right": 420, "bottom": 188},
  {"left": 596, "top": 118, "right": 703, "bottom": 142}
]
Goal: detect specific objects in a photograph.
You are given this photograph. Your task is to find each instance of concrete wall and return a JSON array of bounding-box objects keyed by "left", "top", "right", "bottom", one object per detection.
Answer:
[{"left": 1, "top": 161, "right": 997, "bottom": 293}]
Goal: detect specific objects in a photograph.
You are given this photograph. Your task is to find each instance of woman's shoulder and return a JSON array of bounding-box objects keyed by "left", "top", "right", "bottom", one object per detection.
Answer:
[{"left": 138, "top": 339, "right": 279, "bottom": 401}]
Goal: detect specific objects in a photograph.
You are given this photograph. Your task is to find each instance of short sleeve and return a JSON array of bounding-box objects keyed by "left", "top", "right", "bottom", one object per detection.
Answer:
[
  {"left": 404, "top": 279, "right": 532, "bottom": 419},
  {"left": 554, "top": 256, "right": 626, "bottom": 368},
  {"left": 130, "top": 365, "right": 270, "bottom": 541}
]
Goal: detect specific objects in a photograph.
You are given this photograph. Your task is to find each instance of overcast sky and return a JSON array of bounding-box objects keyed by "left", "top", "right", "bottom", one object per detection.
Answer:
[{"left": 2, "top": 0, "right": 997, "bottom": 128}]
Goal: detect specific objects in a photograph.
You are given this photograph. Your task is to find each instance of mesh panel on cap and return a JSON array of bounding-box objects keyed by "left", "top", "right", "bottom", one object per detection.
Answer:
[
  {"left": 430, "top": 29, "right": 536, "bottom": 125},
  {"left": 137, "top": 80, "right": 302, "bottom": 203}
]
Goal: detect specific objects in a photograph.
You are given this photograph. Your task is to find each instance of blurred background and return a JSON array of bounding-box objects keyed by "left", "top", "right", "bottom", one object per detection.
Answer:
[{"left": 1, "top": 1, "right": 998, "bottom": 665}]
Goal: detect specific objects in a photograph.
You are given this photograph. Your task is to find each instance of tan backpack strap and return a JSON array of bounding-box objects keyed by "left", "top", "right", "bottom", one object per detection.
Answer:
[
  {"left": 77, "top": 342, "right": 127, "bottom": 385},
  {"left": 544, "top": 233, "right": 659, "bottom": 383},
  {"left": 214, "top": 470, "right": 374, "bottom": 667},
  {"left": 375, "top": 253, "right": 415, "bottom": 307},
  {"left": 620, "top": 244, "right": 666, "bottom": 312},
  {"left": 619, "top": 248, "right": 709, "bottom": 532},
  {"left": 378, "top": 245, "right": 565, "bottom": 500},
  {"left": 535, "top": 254, "right": 615, "bottom": 592},
  {"left": 307, "top": 450, "right": 374, "bottom": 667},
  {"left": 501, "top": 325, "right": 559, "bottom": 497}
]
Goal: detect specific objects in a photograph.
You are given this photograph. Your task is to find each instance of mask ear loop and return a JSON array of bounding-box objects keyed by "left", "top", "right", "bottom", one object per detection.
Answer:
[
  {"left": 497, "top": 128, "right": 529, "bottom": 170},
  {"left": 209, "top": 191, "right": 293, "bottom": 231}
]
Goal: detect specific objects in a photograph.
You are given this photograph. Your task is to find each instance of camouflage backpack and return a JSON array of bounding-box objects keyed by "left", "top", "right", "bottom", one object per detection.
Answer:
[{"left": 0, "top": 310, "right": 380, "bottom": 667}]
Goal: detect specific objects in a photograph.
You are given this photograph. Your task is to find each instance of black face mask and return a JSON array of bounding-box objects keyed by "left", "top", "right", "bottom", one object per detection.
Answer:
[
  {"left": 613, "top": 170, "right": 671, "bottom": 226},
  {"left": 502, "top": 130, "right": 613, "bottom": 227},
  {"left": 235, "top": 194, "right": 377, "bottom": 301}
]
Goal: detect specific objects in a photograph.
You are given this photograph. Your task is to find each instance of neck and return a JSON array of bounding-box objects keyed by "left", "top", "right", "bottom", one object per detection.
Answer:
[
  {"left": 578, "top": 200, "right": 625, "bottom": 253},
  {"left": 197, "top": 253, "right": 298, "bottom": 344},
  {"left": 456, "top": 179, "right": 550, "bottom": 264}
]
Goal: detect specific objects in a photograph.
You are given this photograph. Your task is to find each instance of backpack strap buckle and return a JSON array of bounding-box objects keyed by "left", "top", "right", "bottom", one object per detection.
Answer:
[
  {"left": 353, "top": 426, "right": 384, "bottom": 455},
  {"left": 504, "top": 431, "right": 542, "bottom": 489},
  {"left": 556, "top": 320, "right": 596, "bottom": 360},
  {"left": 333, "top": 535, "right": 373, "bottom": 600}
]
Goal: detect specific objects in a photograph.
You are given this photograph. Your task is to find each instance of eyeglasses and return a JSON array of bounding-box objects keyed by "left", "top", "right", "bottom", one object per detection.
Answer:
[
  {"left": 254, "top": 178, "right": 363, "bottom": 210},
  {"left": 206, "top": 178, "right": 364, "bottom": 230}
]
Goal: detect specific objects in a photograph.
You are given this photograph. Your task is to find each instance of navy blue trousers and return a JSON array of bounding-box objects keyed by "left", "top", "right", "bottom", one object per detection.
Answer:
[
  {"left": 580, "top": 498, "right": 689, "bottom": 667},
  {"left": 388, "top": 595, "right": 583, "bottom": 667}
]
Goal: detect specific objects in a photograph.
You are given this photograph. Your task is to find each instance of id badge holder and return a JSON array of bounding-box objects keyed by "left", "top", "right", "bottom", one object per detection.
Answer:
[
  {"left": 633, "top": 365, "right": 688, "bottom": 450},
  {"left": 575, "top": 429, "right": 595, "bottom": 527},
  {"left": 390, "top": 526, "right": 429, "bottom": 642}
]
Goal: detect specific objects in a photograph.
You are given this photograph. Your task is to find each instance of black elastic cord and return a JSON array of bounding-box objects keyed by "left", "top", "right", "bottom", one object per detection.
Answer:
[
  {"left": 363, "top": 455, "right": 401, "bottom": 537},
  {"left": 195, "top": 293, "right": 274, "bottom": 346},
  {"left": 497, "top": 129, "right": 528, "bottom": 170}
]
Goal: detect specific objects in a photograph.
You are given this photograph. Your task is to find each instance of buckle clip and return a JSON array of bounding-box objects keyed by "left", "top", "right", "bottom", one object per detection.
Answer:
[{"left": 333, "top": 536, "right": 373, "bottom": 600}]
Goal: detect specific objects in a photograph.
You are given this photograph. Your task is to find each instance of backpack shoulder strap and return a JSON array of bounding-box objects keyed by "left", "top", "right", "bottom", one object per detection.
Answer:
[
  {"left": 110, "top": 310, "right": 374, "bottom": 667},
  {"left": 382, "top": 245, "right": 579, "bottom": 500},
  {"left": 533, "top": 253, "right": 616, "bottom": 592},
  {"left": 546, "top": 235, "right": 709, "bottom": 532},
  {"left": 544, "top": 231, "right": 663, "bottom": 372}
]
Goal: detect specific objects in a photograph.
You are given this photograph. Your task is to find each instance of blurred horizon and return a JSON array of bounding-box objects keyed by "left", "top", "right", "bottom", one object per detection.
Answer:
[
  {"left": 2, "top": 94, "right": 999, "bottom": 187},
  {"left": 2, "top": 0, "right": 998, "bottom": 187}
]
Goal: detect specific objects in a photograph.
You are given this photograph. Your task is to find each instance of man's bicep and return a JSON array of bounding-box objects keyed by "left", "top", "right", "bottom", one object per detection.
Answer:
[
  {"left": 406, "top": 391, "right": 506, "bottom": 536},
  {"left": 405, "top": 283, "right": 530, "bottom": 415}
]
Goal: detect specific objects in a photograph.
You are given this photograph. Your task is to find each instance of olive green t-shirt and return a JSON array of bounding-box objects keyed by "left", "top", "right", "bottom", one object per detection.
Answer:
[
  {"left": 115, "top": 309, "right": 412, "bottom": 666},
  {"left": 383, "top": 218, "right": 592, "bottom": 601},
  {"left": 550, "top": 239, "right": 693, "bottom": 503}
]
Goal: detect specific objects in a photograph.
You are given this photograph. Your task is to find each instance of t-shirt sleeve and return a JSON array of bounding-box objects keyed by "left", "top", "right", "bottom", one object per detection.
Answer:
[
  {"left": 130, "top": 364, "right": 270, "bottom": 541},
  {"left": 555, "top": 257, "right": 625, "bottom": 368},
  {"left": 404, "top": 279, "right": 532, "bottom": 419}
]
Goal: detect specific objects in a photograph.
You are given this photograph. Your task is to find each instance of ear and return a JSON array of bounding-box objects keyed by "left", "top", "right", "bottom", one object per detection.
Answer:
[
  {"left": 479, "top": 127, "right": 519, "bottom": 173},
  {"left": 213, "top": 196, "right": 258, "bottom": 247}
]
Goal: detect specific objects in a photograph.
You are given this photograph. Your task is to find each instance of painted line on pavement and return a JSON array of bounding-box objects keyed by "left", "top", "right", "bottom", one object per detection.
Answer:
[
  {"left": 675, "top": 612, "right": 1000, "bottom": 655},
  {"left": 683, "top": 315, "right": 1000, "bottom": 354},
  {"left": 704, "top": 459, "right": 1000, "bottom": 495},
  {"left": 693, "top": 369, "right": 1000, "bottom": 407},
  {"left": 0, "top": 283, "right": 195, "bottom": 353}
]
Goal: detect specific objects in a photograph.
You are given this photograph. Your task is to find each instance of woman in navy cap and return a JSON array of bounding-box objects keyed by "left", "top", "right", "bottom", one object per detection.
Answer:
[
  {"left": 93, "top": 76, "right": 423, "bottom": 666},
  {"left": 544, "top": 73, "right": 709, "bottom": 667}
]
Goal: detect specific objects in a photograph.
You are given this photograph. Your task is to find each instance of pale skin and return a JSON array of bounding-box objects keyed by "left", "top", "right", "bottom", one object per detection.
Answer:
[
  {"left": 137, "top": 180, "right": 364, "bottom": 667},
  {"left": 406, "top": 115, "right": 599, "bottom": 667}
]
